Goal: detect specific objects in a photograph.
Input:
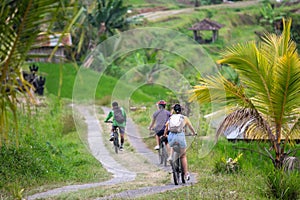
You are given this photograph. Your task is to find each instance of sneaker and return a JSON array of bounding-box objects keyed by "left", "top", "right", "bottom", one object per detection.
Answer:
[
  {"left": 185, "top": 173, "right": 190, "bottom": 181},
  {"left": 109, "top": 136, "right": 114, "bottom": 141},
  {"left": 167, "top": 155, "right": 172, "bottom": 162},
  {"left": 154, "top": 145, "right": 159, "bottom": 150},
  {"left": 119, "top": 145, "right": 124, "bottom": 151}
]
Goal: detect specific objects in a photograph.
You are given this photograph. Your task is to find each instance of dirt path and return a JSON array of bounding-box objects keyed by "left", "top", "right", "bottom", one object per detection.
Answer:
[
  {"left": 139, "top": 0, "right": 260, "bottom": 22},
  {"left": 26, "top": 105, "right": 196, "bottom": 199}
]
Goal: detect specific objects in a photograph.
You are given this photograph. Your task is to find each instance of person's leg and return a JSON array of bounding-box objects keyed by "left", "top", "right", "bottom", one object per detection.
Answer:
[
  {"left": 155, "top": 134, "right": 160, "bottom": 147},
  {"left": 154, "top": 130, "right": 164, "bottom": 150},
  {"left": 167, "top": 133, "right": 175, "bottom": 161},
  {"left": 120, "top": 134, "right": 124, "bottom": 146},
  {"left": 178, "top": 133, "right": 189, "bottom": 180},
  {"left": 119, "top": 127, "right": 125, "bottom": 148},
  {"left": 168, "top": 146, "right": 173, "bottom": 161},
  {"left": 180, "top": 148, "right": 187, "bottom": 173}
]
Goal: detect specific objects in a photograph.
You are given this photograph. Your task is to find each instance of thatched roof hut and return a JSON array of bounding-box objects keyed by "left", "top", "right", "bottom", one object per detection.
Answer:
[{"left": 188, "top": 18, "right": 224, "bottom": 43}]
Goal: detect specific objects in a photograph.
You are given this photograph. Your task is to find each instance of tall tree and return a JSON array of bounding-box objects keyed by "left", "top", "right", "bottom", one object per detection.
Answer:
[
  {"left": 0, "top": 0, "right": 80, "bottom": 147},
  {"left": 190, "top": 18, "right": 300, "bottom": 169},
  {"left": 88, "top": 0, "right": 129, "bottom": 42}
]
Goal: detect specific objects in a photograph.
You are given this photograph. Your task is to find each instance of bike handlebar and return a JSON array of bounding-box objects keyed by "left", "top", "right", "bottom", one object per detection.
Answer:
[{"left": 105, "top": 120, "right": 113, "bottom": 123}]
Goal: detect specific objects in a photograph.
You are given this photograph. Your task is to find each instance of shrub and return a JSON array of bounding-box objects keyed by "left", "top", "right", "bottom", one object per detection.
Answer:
[
  {"left": 265, "top": 170, "right": 300, "bottom": 200},
  {"left": 213, "top": 153, "right": 242, "bottom": 174}
]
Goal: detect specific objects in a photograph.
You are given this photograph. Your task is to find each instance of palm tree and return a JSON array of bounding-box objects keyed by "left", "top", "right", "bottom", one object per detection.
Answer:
[
  {"left": 0, "top": 0, "right": 80, "bottom": 147},
  {"left": 190, "top": 18, "right": 300, "bottom": 169}
]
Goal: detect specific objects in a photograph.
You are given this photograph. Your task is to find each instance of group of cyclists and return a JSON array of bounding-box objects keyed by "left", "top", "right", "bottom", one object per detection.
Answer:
[{"left": 104, "top": 100, "right": 196, "bottom": 182}]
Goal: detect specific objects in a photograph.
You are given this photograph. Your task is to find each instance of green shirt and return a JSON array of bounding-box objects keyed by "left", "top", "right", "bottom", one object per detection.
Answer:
[{"left": 104, "top": 107, "right": 126, "bottom": 127}]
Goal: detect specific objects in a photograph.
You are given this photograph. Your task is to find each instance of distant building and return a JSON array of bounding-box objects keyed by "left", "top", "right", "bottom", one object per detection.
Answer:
[
  {"left": 28, "top": 33, "right": 72, "bottom": 63},
  {"left": 188, "top": 18, "right": 224, "bottom": 43}
]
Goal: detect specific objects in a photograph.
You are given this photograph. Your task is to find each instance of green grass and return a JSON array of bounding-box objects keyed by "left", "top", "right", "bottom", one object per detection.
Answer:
[
  {"left": 126, "top": 0, "right": 192, "bottom": 9},
  {"left": 34, "top": 62, "right": 175, "bottom": 105},
  {"left": 0, "top": 96, "right": 111, "bottom": 199}
]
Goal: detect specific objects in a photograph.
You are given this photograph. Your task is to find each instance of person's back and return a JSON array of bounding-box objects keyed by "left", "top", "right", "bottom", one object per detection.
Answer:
[
  {"left": 104, "top": 101, "right": 127, "bottom": 150},
  {"left": 152, "top": 108, "right": 170, "bottom": 132},
  {"left": 164, "top": 103, "right": 196, "bottom": 181},
  {"left": 148, "top": 100, "right": 170, "bottom": 150}
]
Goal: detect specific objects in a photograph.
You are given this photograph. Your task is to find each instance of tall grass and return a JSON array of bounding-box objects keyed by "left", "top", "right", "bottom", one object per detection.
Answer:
[{"left": 0, "top": 96, "right": 110, "bottom": 199}]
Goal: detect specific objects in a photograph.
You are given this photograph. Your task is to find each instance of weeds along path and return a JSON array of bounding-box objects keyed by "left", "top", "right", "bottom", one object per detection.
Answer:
[{"left": 27, "top": 105, "right": 197, "bottom": 199}]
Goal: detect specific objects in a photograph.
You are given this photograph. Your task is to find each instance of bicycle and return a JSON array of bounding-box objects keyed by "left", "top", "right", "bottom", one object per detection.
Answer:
[
  {"left": 158, "top": 135, "right": 168, "bottom": 166},
  {"left": 169, "top": 143, "right": 185, "bottom": 185},
  {"left": 169, "top": 134, "right": 196, "bottom": 185},
  {"left": 105, "top": 121, "right": 120, "bottom": 154}
]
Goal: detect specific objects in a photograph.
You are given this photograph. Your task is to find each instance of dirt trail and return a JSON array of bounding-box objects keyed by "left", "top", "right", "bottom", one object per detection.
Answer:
[
  {"left": 26, "top": 105, "right": 196, "bottom": 199},
  {"left": 139, "top": 0, "right": 260, "bottom": 22}
]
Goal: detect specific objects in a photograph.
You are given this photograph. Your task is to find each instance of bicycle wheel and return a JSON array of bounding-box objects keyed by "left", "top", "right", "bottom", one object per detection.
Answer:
[
  {"left": 158, "top": 143, "right": 163, "bottom": 164},
  {"left": 113, "top": 132, "right": 119, "bottom": 154},
  {"left": 180, "top": 160, "right": 186, "bottom": 184},
  {"left": 170, "top": 160, "right": 179, "bottom": 185},
  {"left": 162, "top": 144, "right": 168, "bottom": 166}
]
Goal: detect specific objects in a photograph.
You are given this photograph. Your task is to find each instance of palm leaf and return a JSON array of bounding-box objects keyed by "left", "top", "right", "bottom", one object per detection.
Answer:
[
  {"left": 0, "top": 0, "right": 80, "bottom": 146},
  {"left": 191, "top": 18, "right": 300, "bottom": 168},
  {"left": 190, "top": 73, "right": 253, "bottom": 108}
]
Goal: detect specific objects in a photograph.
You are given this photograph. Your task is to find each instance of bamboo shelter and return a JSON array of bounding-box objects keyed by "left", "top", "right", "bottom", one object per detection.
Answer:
[{"left": 188, "top": 18, "right": 224, "bottom": 43}]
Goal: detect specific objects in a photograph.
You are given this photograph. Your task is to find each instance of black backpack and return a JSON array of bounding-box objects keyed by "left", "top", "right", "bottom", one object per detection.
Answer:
[{"left": 113, "top": 107, "right": 125, "bottom": 123}]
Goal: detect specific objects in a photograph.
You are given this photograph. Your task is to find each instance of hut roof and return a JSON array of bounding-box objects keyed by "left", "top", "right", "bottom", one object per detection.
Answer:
[
  {"left": 34, "top": 32, "right": 72, "bottom": 48},
  {"left": 188, "top": 18, "right": 224, "bottom": 31}
]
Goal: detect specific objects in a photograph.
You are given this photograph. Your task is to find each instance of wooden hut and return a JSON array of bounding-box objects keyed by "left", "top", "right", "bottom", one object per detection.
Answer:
[
  {"left": 188, "top": 18, "right": 224, "bottom": 43},
  {"left": 28, "top": 33, "right": 72, "bottom": 63}
]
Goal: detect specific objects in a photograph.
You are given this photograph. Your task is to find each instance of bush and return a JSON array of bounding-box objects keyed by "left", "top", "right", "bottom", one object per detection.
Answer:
[
  {"left": 265, "top": 170, "right": 300, "bottom": 200},
  {"left": 213, "top": 153, "right": 242, "bottom": 174}
]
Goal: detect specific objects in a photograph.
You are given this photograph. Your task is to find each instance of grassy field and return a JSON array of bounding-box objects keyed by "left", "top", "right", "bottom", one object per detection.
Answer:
[{"left": 0, "top": 97, "right": 111, "bottom": 199}]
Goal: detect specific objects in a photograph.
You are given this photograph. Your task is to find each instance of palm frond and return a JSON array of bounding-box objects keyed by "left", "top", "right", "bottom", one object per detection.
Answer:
[
  {"left": 0, "top": 0, "right": 80, "bottom": 146},
  {"left": 190, "top": 73, "right": 253, "bottom": 108}
]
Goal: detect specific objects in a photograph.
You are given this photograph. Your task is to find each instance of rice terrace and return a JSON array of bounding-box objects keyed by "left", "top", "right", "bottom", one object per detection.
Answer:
[{"left": 1, "top": 0, "right": 300, "bottom": 199}]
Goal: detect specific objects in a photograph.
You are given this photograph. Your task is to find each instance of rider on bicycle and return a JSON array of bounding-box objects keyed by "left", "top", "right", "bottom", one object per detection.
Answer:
[
  {"left": 148, "top": 100, "right": 171, "bottom": 150},
  {"left": 164, "top": 103, "right": 196, "bottom": 181},
  {"left": 104, "top": 101, "right": 127, "bottom": 150}
]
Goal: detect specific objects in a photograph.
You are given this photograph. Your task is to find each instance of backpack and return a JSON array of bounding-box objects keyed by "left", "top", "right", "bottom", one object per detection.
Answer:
[
  {"left": 113, "top": 107, "right": 125, "bottom": 123},
  {"left": 169, "top": 114, "right": 184, "bottom": 133}
]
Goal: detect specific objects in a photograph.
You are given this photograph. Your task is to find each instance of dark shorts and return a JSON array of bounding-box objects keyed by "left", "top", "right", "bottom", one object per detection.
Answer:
[
  {"left": 112, "top": 126, "right": 125, "bottom": 134},
  {"left": 156, "top": 129, "right": 164, "bottom": 137}
]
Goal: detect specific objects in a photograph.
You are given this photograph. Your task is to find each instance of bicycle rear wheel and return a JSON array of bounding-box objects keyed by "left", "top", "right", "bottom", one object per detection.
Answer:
[
  {"left": 170, "top": 160, "right": 178, "bottom": 185},
  {"left": 180, "top": 163, "right": 186, "bottom": 184},
  {"left": 158, "top": 144, "right": 163, "bottom": 164},
  {"left": 113, "top": 132, "right": 119, "bottom": 154},
  {"left": 162, "top": 145, "right": 168, "bottom": 166}
]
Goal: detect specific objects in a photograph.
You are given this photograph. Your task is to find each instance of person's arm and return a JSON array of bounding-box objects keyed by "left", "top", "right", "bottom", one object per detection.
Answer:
[
  {"left": 148, "top": 118, "right": 155, "bottom": 130},
  {"left": 104, "top": 111, "right": 113, "bottom": 122},
  {"left": 185, "top": 117, "right": 196, "bottom": 135},
  {"left": 163, "top": 122, "right": 169, "bottom": 137}
]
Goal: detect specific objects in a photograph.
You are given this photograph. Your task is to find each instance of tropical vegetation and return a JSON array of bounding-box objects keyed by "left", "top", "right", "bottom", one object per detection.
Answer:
[
  {"left": 1, "top": 0, "right": 300, "bottom": 199},
  {"left": 0, "top": 0, "right": 82, "bottom": 147},
  {"left": 190, "top": 18, "right": 300, "bottom": 169}
]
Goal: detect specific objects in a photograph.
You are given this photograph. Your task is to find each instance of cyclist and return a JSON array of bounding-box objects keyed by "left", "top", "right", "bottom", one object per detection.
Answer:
[
  {"left": 164, "top": 103, "right": 196, "bottom": 181},
  {"left": 148, "top": 100, "right": 171, "bottom": 150},
  {"left": 104, "top": 101, "right": 127, "bottom": 150}
]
